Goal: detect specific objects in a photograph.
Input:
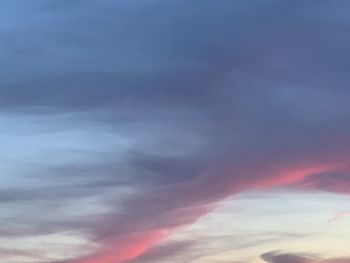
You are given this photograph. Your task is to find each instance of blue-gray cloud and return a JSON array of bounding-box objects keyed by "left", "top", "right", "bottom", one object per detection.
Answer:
[{"left": 1, "top": 1, "right": 350, "bottom": 262}]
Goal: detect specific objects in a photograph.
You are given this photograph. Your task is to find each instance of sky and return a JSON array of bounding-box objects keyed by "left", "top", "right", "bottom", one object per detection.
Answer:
[{"left": 1, "top": 0, "right": 350, "bottom": 263}]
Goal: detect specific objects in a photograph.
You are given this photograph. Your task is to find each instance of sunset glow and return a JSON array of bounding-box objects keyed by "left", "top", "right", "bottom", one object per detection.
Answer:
[{"left": 1, "top": 1, "right": 350, "bottom": 263}]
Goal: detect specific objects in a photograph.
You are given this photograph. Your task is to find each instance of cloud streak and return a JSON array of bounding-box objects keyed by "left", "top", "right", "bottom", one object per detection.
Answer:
[{"left": 261, "top": 251, "right": 350, "bottom": 263}]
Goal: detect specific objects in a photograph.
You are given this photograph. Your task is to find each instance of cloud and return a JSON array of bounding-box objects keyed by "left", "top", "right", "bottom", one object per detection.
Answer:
[
  {"left": 297, "top": 171, "right": 350, "bottom": 194},
  {"left": 261, "top": 251, "right": 314, "bottom": 263},
  {"left": 261, "top": 251, "right": 350, "bottom": 263},
  {"left": 1, "top": 0, "right": 350, "bottom": 262},
  {"left": 127, "top": 240, "right": 195, "bottom": 263}
]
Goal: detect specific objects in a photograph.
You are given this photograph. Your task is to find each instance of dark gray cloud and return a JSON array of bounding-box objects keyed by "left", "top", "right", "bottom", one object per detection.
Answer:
[
  {"left": 261, "top": 251, "right": 314, "bottom": 263},
  {"left": 261, "top": 251, "right": 350, "bottom": 263}
]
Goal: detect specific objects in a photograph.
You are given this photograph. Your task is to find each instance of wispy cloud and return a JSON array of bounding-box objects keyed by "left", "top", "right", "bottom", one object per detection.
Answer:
[{"left": 261, "top": 251, "right": 350, "bottom": 263}]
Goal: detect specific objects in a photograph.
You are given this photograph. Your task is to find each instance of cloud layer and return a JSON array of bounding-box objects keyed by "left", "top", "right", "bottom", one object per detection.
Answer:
[{"left": 1, "top": 0, "right": 350, "bottom": 262}]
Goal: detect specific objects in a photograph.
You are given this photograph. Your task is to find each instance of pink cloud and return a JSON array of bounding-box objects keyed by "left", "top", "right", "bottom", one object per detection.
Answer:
[
  {"left": 71, "top": 230, "right": 170, "bottom": 263},
  {"left": 63, "top": 160, "right": 350, "bottom": 263}
]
